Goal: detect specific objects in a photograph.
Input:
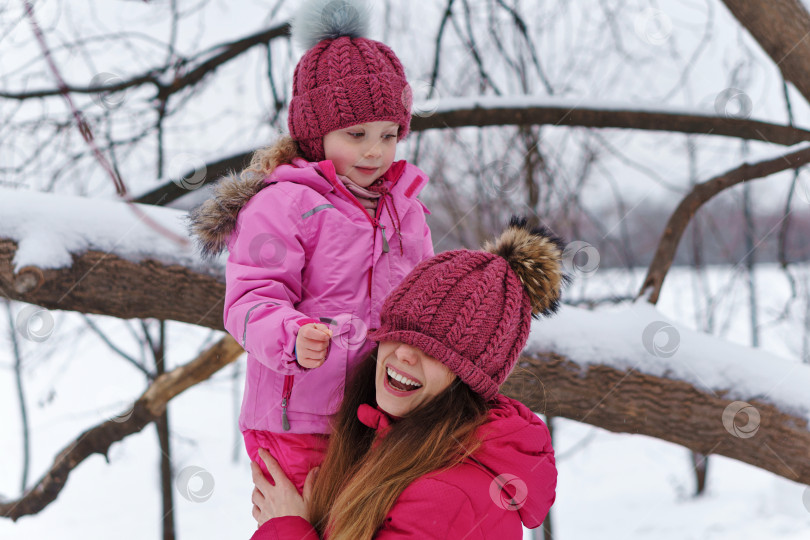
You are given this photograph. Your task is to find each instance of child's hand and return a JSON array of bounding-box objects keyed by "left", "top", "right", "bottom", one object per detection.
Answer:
[{"left": 295, "top": 323, "right": 333, "bottom": 368}]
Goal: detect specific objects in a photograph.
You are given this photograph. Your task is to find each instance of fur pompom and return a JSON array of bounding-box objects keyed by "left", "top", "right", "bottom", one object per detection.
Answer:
[
  {"left": 483, "top": 216, "right": 570, "bottom": 318},
  {"left": 291, "top": 0, "right": 371, "bottom": 50}
]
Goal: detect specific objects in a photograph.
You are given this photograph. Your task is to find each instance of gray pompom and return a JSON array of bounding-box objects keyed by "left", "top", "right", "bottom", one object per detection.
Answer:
[{"left": 291, "top": 0, "right": 371, "bottom": 50}]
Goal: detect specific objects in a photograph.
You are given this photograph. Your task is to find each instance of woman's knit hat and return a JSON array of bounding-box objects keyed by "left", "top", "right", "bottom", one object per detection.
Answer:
[
  {"left": 288, "top": 0, "right": 412, "bottom": 161},
  {"left": 368, "top": 217, "right": 570, "bottom": 401}
]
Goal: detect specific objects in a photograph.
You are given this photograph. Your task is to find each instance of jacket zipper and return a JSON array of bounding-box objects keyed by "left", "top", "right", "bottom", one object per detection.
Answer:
[
  {"left": 280, "top": 167, "right": 400, "bottom": 430},
  {"left": 368, "top": 201, "right": 387, "bottom": 295},
  {"left": 281, "top": 374, "right": 294, "bottom": 431},
  {"left": 324, "top": 165, "right": 399, "bottom": 300}
]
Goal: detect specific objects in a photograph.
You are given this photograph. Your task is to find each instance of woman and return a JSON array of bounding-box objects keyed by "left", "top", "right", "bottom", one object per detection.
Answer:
[{"left": 250, "top": 217, "right": 568, "bottom": 539}]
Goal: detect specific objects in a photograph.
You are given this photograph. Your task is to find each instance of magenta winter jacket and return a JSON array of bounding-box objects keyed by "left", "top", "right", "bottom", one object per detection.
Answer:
[
  {"left": 224, "top": 158, "right": 434, "bottom": 435},
  {"left": 251, "top": 394, "right": 557, "bottom": 539}
]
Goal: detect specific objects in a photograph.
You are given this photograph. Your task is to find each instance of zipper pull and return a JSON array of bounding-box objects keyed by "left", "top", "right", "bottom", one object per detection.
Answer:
[
  {"left": 381, "top": 225, "right": 390, "bottom": 253},
  {"left": 281, "top": 398, "right": 290, "bottom": 431}
]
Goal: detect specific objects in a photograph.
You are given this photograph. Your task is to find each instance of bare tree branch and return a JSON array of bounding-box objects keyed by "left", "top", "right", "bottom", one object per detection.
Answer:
[
  {"left": 639, "top": 144, "right": 810, "bottom": 304},
  {"left": 81, "top": 315, "right": 153, "bottom": 379},
  {"left": 411, "top": 104, "right": 810, "bottom": 145},
  {"left": 4, "top": 299, "right": 30, "bottom": 493},
  {"left": 0, "top": 335, "right": 243, "bottom": 521},
  {"left": 135, "top": 107, "right": 810, "bottom": 208},
  {"left": 0, "top": 23, "right": 291, "bottom": 102}
]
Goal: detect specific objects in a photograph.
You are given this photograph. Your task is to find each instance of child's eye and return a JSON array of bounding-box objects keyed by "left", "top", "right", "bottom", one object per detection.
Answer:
[
  {"left": 347, "top": 132, "right": 364, "bottom": 138},
  {"left": 383, "top": 134, "right": 397, "bottom": 140}
]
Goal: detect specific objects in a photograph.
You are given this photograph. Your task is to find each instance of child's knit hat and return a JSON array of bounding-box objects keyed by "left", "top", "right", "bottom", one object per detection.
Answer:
[
  {"left": 368, "top": 217, "right": 570, "bottom": 401},
  {"left": 288, "top": 0, "right": 412, "bottom": 161}
]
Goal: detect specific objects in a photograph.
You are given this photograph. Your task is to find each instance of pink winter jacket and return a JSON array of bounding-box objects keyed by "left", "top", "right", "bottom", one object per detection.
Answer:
[
  {"left": 224, "top": 158, "right": 434, "bottom": 435},
  {"left": 251, "top": 394, "right": 557, "bottom": 539}
]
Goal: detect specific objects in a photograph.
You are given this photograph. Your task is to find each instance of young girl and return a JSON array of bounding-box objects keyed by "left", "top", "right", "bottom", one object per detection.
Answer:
[{"left": 190, "top": 0, "right": 433, "bottom": 491}]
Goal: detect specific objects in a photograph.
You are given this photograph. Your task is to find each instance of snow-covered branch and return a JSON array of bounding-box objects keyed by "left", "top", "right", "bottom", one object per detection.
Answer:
[
  {"left": 2, "top": 187, "right": 808, "bottom": 494},
  {"left": 503, "top": 302, "right": 810, "bottom": 485},
  {"left": 0, "top": 189, "right": 224, "bottom": 329},
  {"left": 412, "top": 96, "right": 810, "bottom": 146}
]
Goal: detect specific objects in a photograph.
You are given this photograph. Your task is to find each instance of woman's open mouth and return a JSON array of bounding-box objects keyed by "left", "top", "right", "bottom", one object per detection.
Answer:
[{"left": 385, "top": 366, "right": 422, "bottom": 394}]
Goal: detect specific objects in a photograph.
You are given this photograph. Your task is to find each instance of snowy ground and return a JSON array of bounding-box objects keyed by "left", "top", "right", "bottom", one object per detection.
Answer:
[{"left": 1, "top": 264, "right": 810, "bottom": 539}]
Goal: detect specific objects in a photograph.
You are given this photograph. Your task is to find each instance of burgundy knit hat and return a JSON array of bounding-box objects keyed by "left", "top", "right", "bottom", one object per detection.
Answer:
[
  {"left": 288, "top": 0, "right": 412, "bottom": 161},
  {"left": 368, "top": 217, "right": 570, "bottom": 401}
]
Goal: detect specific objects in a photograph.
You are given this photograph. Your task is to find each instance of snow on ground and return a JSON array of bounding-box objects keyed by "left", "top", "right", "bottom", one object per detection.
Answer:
[{"left": 1, "top": 264, "right": 810, "bottom": 539}]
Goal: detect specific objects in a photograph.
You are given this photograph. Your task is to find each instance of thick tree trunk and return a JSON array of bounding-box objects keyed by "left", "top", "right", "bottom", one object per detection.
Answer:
[
  {"left": 501, "top": 353, "right": 810, "bottom": 486},
  {"left": 722, "top": 0, "right": 810, "bottom": 104}
]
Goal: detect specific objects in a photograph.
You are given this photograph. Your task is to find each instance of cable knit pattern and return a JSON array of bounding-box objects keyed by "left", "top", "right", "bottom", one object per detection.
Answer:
[
  {"left": 414, "top": 254, "right": 483, "bottom": 324},
  {"left": 444, "top": 255, "right": 497, "bottom": 349},
  {"left": 368, "top": 219, "right": 567, "bottom": 401},
  {"left": 329, "top": 37, "right": 353, "bottom": 81},
  {"left": 476, "top": 270, "right": 526, "bottom": 377},
  {"left": 287, "top": 34, "right": 410, "bottom": 161},
  {"left": 450, "top": 269, "right": 505, "bottom": 355},
  {"left": 368, "top": 250, "right": 523, "bottom": 400},
  {"left": 356, "top": 39, "right": 383, "bottom": 73}
]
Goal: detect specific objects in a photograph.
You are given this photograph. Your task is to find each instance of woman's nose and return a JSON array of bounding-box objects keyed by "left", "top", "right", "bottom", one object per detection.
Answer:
[{"left": 395, "top": 344, "right": 417, "bottom": 364}]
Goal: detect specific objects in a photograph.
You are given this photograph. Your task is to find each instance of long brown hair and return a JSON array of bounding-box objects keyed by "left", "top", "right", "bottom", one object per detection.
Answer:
[{"left": 308, "top": 348, "right": 490, "bottom": 539}]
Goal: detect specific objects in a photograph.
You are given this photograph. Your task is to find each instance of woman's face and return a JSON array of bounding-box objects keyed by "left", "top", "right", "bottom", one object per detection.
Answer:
[{"left": 375, "top": 341, "right": 457, "bottom": 417}]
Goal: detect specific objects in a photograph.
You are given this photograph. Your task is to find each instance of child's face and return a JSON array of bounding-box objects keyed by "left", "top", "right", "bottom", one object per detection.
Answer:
[{"left": 323, "top": 121, "right": 399, "bottom": 187}]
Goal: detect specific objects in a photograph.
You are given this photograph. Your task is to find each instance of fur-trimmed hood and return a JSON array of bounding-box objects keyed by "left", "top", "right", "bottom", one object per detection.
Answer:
[
  {"left": 189, "top": 136, "right": 303, "bottom": 258},
  {"left": 188, "top": 156, "right": 421, "bottom": 258},
  {"left": 188, "top": 168, "right": 266, "bottom": 258}
]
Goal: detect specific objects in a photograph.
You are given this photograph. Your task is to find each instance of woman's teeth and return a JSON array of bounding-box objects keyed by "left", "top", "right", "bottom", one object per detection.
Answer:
[{"left": 387, "top": 367, "right": 422, "bottom": 390}]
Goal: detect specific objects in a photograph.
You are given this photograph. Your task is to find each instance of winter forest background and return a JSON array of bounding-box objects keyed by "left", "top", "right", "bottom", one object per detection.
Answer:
[{"left": 2, "top": 0, "right": 810, "bottom": 538}]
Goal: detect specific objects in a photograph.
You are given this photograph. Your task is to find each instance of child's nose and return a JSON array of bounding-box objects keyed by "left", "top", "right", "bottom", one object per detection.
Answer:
[{"left": 364, "top": 141, "right": 383, "bottom": 158}]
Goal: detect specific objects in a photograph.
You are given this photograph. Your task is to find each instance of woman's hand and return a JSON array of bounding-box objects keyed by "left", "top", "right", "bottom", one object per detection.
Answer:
[{"left": 251, "top": 448, "right": 318, "bottom": 527}]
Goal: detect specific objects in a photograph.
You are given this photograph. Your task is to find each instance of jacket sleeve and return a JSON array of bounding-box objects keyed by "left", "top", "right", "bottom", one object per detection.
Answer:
[
  {"left": 224, "top": 186, "right": 317, "bottom": 374},
  {"left": 247, "top": 481, "right": 481, "bottom": 540},
  {"left": 374, "top": 479, "right": 482, "bottom": 539},
  {"left": 250, "top": 517, "right": 319, "bottom": 540}
]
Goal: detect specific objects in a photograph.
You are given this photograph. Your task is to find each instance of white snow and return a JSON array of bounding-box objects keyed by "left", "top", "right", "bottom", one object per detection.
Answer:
[
  {"left": 527, "top": 300, "right": 810, "bottom": 424},
  {"left": 0, "top": 187, "right": 224, "bottom": 277}
]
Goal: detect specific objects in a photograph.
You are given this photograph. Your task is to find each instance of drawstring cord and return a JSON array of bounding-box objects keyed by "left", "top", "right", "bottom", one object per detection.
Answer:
[{"left": 369, "top": 182, "right": 403, "bottom": 255}]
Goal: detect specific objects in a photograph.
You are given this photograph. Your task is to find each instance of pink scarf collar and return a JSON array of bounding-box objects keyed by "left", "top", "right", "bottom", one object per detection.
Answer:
[{"left": 337, "top": 174, "right": 381, "bottom": 218}]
